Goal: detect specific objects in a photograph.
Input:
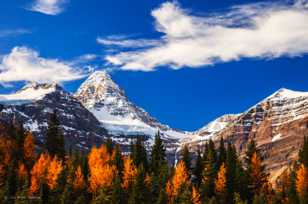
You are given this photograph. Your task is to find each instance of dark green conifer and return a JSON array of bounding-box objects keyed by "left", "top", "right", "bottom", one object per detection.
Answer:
[{"left": 45, "top": 110, "right": 65, "bottom": 159}]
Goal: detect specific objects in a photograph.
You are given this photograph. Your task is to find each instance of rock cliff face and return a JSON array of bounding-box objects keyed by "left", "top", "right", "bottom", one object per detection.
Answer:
[
  {"left": 187, "top": 88, "right": 308, "bottom": 182},
  {"left": 74, "top": 71, "right": 187, "bottom": 159},
  {"left": 0, "top": 83, "right": 108, "bottom": 151}
]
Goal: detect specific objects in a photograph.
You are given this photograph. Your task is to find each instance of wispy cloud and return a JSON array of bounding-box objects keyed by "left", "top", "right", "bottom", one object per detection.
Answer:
[
  {"left": 104, "top": 0, "right": 308, "bottom": 71},
  {"left": 0, "top": 29, "right": 31, "bottom": 38},
  {"left": 0, "top": 47, "right": 85, "bottom": 84},
  {"left": 97, "top": 35, "right": 161, "bottom": 49},
  {"left": 28, "top": 0, "right": 69, "bottom": 15}
]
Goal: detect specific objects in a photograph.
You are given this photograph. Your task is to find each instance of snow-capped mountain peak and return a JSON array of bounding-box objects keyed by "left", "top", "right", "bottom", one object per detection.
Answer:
[
  {"left": 0, "top": 82, "right": 59, "bottom": 105},
  {"left": 75, "top": 71, "right": 171, "bottom": 138},
  {"left": 268, "top": 88, "right": 308, "bottom": 100}
]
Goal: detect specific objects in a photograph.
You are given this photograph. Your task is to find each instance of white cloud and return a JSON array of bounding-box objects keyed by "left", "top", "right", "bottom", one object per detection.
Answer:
[
  {"left": 0, "top": 47, "right": 85, "bottom": 83},
  {"left": 97, "top": 36, "right": 161, "bottom": 48},
  {"left": 0, "top": 29, "right": 31, "bottom": 38},
  {"left": 104, "top": 1, "right": 308, "bottom": 71},
  {"left": 29, "top": 0, "right": 68, "bottom": 15}
]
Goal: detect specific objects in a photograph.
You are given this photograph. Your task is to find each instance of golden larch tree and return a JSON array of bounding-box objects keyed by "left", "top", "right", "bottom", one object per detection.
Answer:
[
  {"left": 24, "top": 132, "right": 35, "bottom": 162},
  {"left": 88, "top": 145, "right": 116, "bottom": 193},
  {"left": 215, "top": 163, "right": 226, "bottom": 194},
  {"left": 296, "top": 164, "right": 308, "bottom": 201},
  {"left": 192, "top": 186, "right": 202, "bottom": 204},
  {"left": 30, "top": 153, "right": 50, "bottom": 194},
  {"left": 46, "top": 156, "right": 63, "bottom": 190},
  {"left": 73, "top": 166, "right": 85, "bottom": 191},
  {"left": 17, "top": 162, "right": 28, "bottom": 182},
  {"left": 122, "top": 156, "right": 137, "bottom": 189},
  {"left": 166, "top": 160, "right": 190, "bottom": 203}
]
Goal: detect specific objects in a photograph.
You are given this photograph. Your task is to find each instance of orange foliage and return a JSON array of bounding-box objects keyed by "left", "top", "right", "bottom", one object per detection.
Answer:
[
  {"left": 18, "top": 162, "right": 28, "bottom": 181},
  {"left": 166, "top": 160, "right": 190, "bottom": 202},
  {"left": 24, "top": 132, "right": 35, "bottom": 161},
  {"left": 192, "top": 186, "right": 202, "bottom": 204},
  {"left": 296, "top": 164, "right": 308, "bottom": 200},
  {"left": 122, "top": 156, "right": 137, "bottom": 189},
  {"left": 73, "top": 166, "right": 85, "bottom": 191},
  {"left": 46, "top": 156, "right": 63, "bottom": 190},
  {"left": 88, "top": 145, "right": 116, "bottom": 193},
  {"left": 30, "top": 153, "right": 50, "bottom": 194},
  {"left": 0, "top": 137, "right": 15, "bottom": 166},
  {"left": 251, "top": 152, "right": 262, "bottom": 179},
  {"left": 215, "top": 163, "right": 226, "bottom": 194},
  {"left": 145, "top": 173, "right": 152, "bottom": 189}
]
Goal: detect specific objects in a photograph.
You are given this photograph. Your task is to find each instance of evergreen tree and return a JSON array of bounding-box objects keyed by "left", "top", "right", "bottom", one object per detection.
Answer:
[
  {"left": 245, "top": 139, "right": 257, "bottom": 168},
  {"left": 193, "top": 149, "right": 203, "bottom": 187},
  {"left": 4, "top": 159, "right": 18, "bottom": 203},
  {"left": 299, "top": 136, "right": 308, "bottom": 167},
  {"left": 226, "top": 143, "right": 237, "bottom": 203},
  {"left": 45, "top": 110, "right": 65, "bottom": 159},
  {"left": 150, "top": 131, "right": 167, "bottom": 175},
  {"left": 217, "top": 137, "right": 226, "bottom": 167},
  {"left": 201, "top": 143, "right": 216, "bottom": 200},
  {"left": 110, "top": 174, "right": 124, "bottom": 204},
  {"left": 175, "top": 184, "right": 192, "bottom": 204},
  {"left": 150, "top": 132, "right": 168, "bottom": 203},
  {"left": 105, "top": 137, "right": 114, "bottom": 155},
  {"left": 156, "top": 189, "right": 167, "bottom": 204},
  {"left": 112, "top": 145, "right": 124, "bottom": 179},
  {"left": 131, "top": 137, "right": 148, "bottom": 171},
  {"left": 181, "top": 145, "right": 191, "bottom": 172},
  {"left": 152, "top": 163, "right": 169, "bottom": 203},
  {"left": 287, "top": 170, "right": 299, "bottom": 204},
  {"left": 129, "top": 166, "right": 150, "bottom": 204}
]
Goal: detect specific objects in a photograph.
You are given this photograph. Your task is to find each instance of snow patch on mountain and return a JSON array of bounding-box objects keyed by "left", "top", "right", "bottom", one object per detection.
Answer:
[
  {"left": 75, "top": 71, "right": 180, "bottom": 139},
  {"left": 0, "top": 82, "right": 57, "bottom": 105}
]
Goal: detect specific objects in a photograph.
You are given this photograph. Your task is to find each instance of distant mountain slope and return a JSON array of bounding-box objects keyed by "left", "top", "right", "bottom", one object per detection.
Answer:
[
  {"left": 0, "top": 83, "right": 107, "bottom": 151},
  {"left": 185, "top": 88, "right": 308, "bottom": 182}
]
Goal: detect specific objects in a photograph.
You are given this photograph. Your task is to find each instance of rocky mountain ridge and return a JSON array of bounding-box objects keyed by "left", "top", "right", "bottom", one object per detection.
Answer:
[{"left": 0, "top": 72, "right": 307, "bottom": 182}]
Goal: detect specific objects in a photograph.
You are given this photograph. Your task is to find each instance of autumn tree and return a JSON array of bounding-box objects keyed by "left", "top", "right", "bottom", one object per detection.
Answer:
[
  {"left": 122, "top": 156, "right": 137, "bottom": 190},
  {"left": 249, "top": 152, "right": 268, "bottom": 195},
  {"left": 46, "top": 156, "right": 63, "bottom": 190},
  {"left": 296, "top": 164, "right": 308, "bottom": 204},
  {"left": 88, "top": 145, "right": 116, "bottom": 195},
  {"left": 73, "top": 166, "right": 85, "bottom": 192},
  {"left": 192, "top": 186, "right": 202, "bottom": 204},
  {"left": 30, "top": 153, "right": 50, "bottom": 195},
  {"left": 166, "top": 160, "right": 190, "bottom": 204},
  {"left": 215, "top": 163, "right": 227, "bottom": 203},
  {"left": 23, "top": 132, "right": 35, "bottom": 168}
]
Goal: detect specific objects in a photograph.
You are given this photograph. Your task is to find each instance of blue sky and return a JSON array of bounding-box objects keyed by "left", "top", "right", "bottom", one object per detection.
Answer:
[{"left": 0, "top": 0, "right": 308, "bottom": 131}]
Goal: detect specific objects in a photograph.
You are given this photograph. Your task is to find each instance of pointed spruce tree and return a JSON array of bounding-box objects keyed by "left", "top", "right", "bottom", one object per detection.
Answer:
[
  {"left": 45, "top": 110, "right": 65, "bottom": 159},
  {"left": 181, "top": 145, "right": 191, "bottom": 173},
  {"left": 299, "top": 136, "right": 308, "bottom": 168},
  {"left": 193, "top": 149, "right": 204, "bottom": 187},
  {"left": 131, "top": 136, "right": 148, "bottom": 171}
]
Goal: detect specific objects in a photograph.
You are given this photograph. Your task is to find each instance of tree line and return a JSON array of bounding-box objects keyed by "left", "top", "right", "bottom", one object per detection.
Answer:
[{"left": 0, "top": 111, "right": 307, "bottom": 204}]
